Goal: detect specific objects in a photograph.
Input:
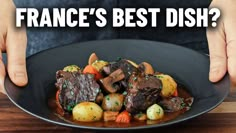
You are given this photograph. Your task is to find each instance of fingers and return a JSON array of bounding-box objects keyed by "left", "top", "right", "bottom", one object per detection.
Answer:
[
  {"left": 6, "top": 26, "right": 28, "bottom": 87},
  {"left": 0, "top": 51, "right": 6, "bottom": 94},
  {"left": 225, "top": 13, "right": 236, "bottom": 84},
  {"left": 207, "top": 23, "right": 227, "bottom": 83},
  {"left": 0, "top": 22, "right": 6, "bottom": 94},
  {"left": 227, "top": 40, "right": 236, "bottom": 84}
]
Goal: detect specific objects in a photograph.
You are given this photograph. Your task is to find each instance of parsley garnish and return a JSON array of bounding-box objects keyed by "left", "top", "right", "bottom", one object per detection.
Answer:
[
  {"left": 92, "top": 116, "right": 97, "bottom": 120},
  {"left": 122, "top": 91, "right": 127, "bottom": 95},
  {"left": 128, "top": 83, "right": 133, "bottom": 88},
  {"left": 156, "top": 75, "right": 163, "bottom": 79},
  {"left": 106, "top": 96, "right": 110, "bottom": 101},
  {"left": 115, "top": 101, "right": 119, "bottom": 106},
  {"left": 133, "top": 77, "right": 137, "bottom": 81}
]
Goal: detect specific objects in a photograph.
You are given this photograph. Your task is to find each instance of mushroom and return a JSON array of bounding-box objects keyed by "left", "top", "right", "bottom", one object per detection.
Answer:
[
  {"left": 100, "top": 69, "right": 125, "bottom": 93},
  {"left": 127, "top": 60, "right": 138, "bottom": 68},
  {"left": 88, "top": 53, "right": 98, "bottom": 65},
  {"left": 138, "top": 62, "right": 154, "bottom": 75}
]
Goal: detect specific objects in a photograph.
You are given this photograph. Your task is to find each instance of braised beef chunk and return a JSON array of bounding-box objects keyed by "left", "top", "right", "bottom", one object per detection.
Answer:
[
  {"left": 125, "top": 73, "right": 162, "bottom": 113},
  {"left": 159, "top": 97, "right": 194, "bottom": 112},
  {"left": 55, "top": 70, "right": 100, "bottom": 112},
  {"left": 158, "top": 97, "right": 184, "bottom": 112}
]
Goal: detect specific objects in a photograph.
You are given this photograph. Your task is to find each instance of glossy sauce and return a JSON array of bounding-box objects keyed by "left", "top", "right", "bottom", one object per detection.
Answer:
[{"left": 48, "top": 85, "right": 192, "bottom": 128}]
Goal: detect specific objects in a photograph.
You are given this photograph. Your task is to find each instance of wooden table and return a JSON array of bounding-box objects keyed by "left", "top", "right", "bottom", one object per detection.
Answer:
[{"left": 1, "top": 86, "right": 236, "bottom": 133}]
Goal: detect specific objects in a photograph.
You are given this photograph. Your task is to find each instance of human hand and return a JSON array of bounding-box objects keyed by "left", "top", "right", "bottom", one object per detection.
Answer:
[
  {"left": 207, "top": 0, "right": 236, "bottom": 85},
  {"left": 0, "top": 0, "right": 28, "bottom": 94}
]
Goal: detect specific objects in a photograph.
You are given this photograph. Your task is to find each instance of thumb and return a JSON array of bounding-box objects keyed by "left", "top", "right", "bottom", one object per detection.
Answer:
[
  {"left": 6, "top": 26, "right": 28, "bottom": 86},
  {"left": 207, "top": 22, "right": 227, "bottom": 83}
]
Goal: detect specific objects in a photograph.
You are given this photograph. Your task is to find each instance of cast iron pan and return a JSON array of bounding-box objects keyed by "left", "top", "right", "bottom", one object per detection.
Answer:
[{"left": 4, "top": 39, "right": 229, "bottom": 130}]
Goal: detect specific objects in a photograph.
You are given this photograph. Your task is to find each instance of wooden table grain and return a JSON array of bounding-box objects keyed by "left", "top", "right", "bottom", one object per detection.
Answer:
[{"left": 1, "top": 86, "right": 236, "bottom": 133}]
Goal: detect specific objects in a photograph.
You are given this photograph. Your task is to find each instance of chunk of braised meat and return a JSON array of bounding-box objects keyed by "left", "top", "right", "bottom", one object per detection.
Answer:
[
  {"left": 55, "top": 70, "right": 100, "bottom": 112},
  {"left": 158, "top": 97, "right": 183, "bottom": 112},
  {"left": 125, "top": 72, "right": 162, "bottom": 114},
  {"left": 158, "top": 97, "right": 194, "bottom": 112}
]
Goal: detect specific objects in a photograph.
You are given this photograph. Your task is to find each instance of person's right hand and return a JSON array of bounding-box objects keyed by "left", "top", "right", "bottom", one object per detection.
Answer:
[
  {"left": 0, "top": 0, "right": 28, "bottom": 94},
  {"left": 207, "top": 0, "right": 236, "bottom": 87}
]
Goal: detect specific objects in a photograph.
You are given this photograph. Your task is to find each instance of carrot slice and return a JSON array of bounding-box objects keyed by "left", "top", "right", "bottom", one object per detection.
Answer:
[
  {"left": 55, "top": 90, "right": 65, "bottom": 116},
  {"left": 83, "top": 65, "right": 102, "bottom": 80},
  {"left": 56, "top": 90, "right": 62, "bottom": 108},
  {"left": 115, "top": 110, "right": 131, "bottom": 123},
  {"left": 173, "top": 89, "right": 178, "bottom": 97},
  {"left": 56, "top": 90, "right": 60, "bottom": 102}
]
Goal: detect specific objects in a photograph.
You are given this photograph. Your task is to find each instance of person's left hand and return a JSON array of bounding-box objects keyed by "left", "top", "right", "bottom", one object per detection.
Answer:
[
  {"left": 0, "top": 0, "right": 28, "bottom": 94},
  {"left": 207, "top": 0, "right": 236, "bottom": 85}
]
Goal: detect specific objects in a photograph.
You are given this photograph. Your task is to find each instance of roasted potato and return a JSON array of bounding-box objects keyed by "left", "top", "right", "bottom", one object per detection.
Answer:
[
  {"left": 147, "top": 104, "right": 164, "bottom": 120},
  {"left": 92, "top": 60, "right": 109, "bottom": 72},
  {"left": 102, "top": 93, "right": 124, "bottom": 111},
  {"left": 63, "top": 65, "right": 80, "bottom": 72},
  {"left": 72, "top": 102, "right": 103, "bottom": 122},
  {"left": 156, "top": 74, "right": 177, "bottom": 97}
]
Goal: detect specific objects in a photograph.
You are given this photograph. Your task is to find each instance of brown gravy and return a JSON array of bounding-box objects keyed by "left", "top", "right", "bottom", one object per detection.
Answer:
[{"left": 48, "top": 85, "right": 192, "bottom": 128}]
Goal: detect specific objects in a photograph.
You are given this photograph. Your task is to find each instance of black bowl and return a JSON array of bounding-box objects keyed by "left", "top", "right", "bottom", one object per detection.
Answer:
[{"left": 4, "top": 39, "right": 229, "bottom": 130}]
